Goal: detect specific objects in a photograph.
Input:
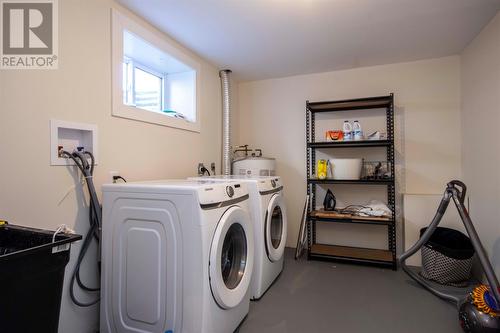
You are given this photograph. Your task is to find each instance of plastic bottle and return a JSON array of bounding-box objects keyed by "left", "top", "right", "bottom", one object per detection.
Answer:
[
  {"left": 343, "top": 121, "right": 353, "bottom": 141},
  {"left": 353, "top": 120, "right": 363, "bottom": 141},
  {"left": 317, "top": 159, "right": 328, "bottom": 179}
]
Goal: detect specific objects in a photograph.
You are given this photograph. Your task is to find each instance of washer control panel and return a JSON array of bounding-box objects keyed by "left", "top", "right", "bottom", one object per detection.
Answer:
[
  {"left": 256, "top": 177, "right": 282, "bottom": 193},
  {"left": 197, "top": 181, "right": 248, "bottom": 205}
]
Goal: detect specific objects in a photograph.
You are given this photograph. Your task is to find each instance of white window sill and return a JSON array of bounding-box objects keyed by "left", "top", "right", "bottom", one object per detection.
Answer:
[{"left": 112, "top": 104, "right": 201, "bottom": 132}]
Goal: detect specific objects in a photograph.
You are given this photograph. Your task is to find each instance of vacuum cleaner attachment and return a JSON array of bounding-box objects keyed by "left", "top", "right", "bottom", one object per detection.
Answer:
[{"left": 399, "top": 180, "right": 500, "bottom": 333}]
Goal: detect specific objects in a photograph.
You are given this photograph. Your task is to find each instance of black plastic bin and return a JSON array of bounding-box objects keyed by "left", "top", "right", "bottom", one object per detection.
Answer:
[
  {"left": 0, "top": 223, "right": 81, "bottom": 333},
  {"left": 420, "top": 227, "right": 475, "bottom": 286}
]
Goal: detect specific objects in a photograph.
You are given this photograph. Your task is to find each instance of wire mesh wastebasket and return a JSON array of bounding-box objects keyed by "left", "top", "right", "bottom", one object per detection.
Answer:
[{"left": 420, "top": 227, "right": 475, "bottom": 286}]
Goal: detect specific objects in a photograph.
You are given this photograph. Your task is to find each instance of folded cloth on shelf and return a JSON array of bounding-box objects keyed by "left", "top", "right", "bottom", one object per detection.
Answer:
[{"left": 358, "top": 200, "right": 392, "bottom": 217}]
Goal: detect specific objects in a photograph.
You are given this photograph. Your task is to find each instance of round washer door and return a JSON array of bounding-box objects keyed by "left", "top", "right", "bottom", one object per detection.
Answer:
[
  {"left": 265, "top": 193, "right": 287, "bottom": 262},
  {"left": 210, "top": 206, "right": 254, "bottom": 309}
]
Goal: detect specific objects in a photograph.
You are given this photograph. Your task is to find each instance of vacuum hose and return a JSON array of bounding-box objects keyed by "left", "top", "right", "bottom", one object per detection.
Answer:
[
  {"left": 398, "top": 188, "right": 459, "bottom": 303},
  {"left": 61, "top": 150, "right": 101, "bottom": 307},
  {"left": 399, "top": 180, "right": 500, "bottom": 307}
]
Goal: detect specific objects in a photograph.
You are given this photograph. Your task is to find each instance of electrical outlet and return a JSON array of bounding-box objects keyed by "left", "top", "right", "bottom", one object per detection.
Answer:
[
  {"left": 198, "top": 163, "right": 205, "bottom": 176},
  {"left": 109, "top": 171, "right": 119, "bottom": 183}
]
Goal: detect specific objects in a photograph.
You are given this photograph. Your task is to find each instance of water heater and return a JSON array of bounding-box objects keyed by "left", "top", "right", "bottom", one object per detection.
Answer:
[{"left": 232, "top": 156, "right": 276, "bottom": 177}]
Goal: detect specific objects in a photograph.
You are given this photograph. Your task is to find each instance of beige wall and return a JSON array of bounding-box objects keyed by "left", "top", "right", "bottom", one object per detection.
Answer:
[
  {"left": 0, "top": 1, "right": 221, "bottom": 332},
  {"left": 236, "top": 56, "right": 462, "bottom": 250},
  {"left": 461, "top": 12, "right": 500, "bottom": 277},
  {"left": 2, "top": 0, "right": 497, "bottom": 330}
]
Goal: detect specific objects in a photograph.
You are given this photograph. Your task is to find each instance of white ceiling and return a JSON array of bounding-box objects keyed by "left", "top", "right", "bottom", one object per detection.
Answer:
[{"left": 117, "top": 0, "right": 500, "bottom": 81}]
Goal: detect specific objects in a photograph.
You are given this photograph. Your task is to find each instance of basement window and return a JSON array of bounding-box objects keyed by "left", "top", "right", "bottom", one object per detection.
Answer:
[
  {"left": 123, "top": 58, "right": 164, "bottom": 112},
  {"left": 112, "top": 9, "right": 201, "bottom": 132}
]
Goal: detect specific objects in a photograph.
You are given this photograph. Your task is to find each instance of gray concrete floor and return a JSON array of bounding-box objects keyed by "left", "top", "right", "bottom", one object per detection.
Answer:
[{"left": 239, "top": 248, "right": 462, "bottom": 333}]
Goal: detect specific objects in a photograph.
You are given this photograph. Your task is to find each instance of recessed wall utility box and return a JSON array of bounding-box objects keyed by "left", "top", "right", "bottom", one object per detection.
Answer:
[{"left": 50, "top": 120, "right": 98, "bottom": 166}]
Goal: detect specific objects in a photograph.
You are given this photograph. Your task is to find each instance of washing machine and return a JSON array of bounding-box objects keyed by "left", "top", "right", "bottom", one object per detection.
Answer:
[
  {"left": 190, "top": 176, "right": 287, "bottom": 300},
  {"left": 100, "top": 179, "right": 254, "bottom": 333}
]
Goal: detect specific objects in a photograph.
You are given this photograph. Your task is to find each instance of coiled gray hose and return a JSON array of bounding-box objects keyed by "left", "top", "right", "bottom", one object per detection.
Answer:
[{"left": 61, "top": 150, "right": 101, "bottom": 307}]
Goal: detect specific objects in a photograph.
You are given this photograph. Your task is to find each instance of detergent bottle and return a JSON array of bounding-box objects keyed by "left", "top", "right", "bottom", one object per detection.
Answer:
[
  {"left": 343, "top": 121, "right": 353, "bottom": 141},
  {"left": 353, "top": 120, "right": 363, "bottom": 141},
  {"left": 317, "top": 159, "right": 328, "bottom": 180}
]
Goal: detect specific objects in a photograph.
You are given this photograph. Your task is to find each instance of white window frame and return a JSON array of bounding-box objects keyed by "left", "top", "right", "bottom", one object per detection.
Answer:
[
  {"left": 111, "top": 9, "right": 201, "bottom": 132},
  {"left": 124, "top": 57, "right": 166, "bottom": 112}
]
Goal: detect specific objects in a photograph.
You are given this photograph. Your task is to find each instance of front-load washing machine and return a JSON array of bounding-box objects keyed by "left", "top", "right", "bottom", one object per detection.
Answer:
[
  {"left": 190, "top": 176, "right": 287, "bottom": 300},
  {"left": 101, "top": 179, "right": 254, "bottom": 333}
]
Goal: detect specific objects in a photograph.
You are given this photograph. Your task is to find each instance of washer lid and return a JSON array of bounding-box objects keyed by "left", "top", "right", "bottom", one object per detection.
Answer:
[
  {"left": 210, "top": 206, "right": 254, "bottom": 309},
  {"left": 265, "top": 193, "right": 287, "bottom": 262},
  {"left": 190, "top": 176, "right": 283, "bottom": 194}
]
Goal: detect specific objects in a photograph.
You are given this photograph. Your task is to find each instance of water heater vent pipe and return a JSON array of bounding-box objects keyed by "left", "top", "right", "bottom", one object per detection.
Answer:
[{"left": 220, "top": 69, "right": 232, "bottom": 175}]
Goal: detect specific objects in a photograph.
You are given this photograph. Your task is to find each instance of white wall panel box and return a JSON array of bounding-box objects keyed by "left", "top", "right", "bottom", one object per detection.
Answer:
[{"left": 50, "top": 119, "right": 98, "bottom": 166}]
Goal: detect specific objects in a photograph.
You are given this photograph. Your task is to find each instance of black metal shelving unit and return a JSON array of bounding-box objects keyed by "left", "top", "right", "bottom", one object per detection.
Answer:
[{"left": 306, "top": 94, "right": 397, "bottom": 270}]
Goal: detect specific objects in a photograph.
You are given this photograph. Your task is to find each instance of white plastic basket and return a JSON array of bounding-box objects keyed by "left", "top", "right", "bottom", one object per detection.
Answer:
[{"left": 329, "top": 158, "right": 362, "bottom": 180}]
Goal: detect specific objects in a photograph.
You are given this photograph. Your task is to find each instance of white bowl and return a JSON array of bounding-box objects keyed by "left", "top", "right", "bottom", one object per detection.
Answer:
[{"left": 329, "top": 158, "right": 363, "bottom": 180}]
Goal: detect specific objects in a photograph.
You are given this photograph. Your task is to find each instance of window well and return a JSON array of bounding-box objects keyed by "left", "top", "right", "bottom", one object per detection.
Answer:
[{"left": 111, "top": 9, "right": 200, "bottom": 132}]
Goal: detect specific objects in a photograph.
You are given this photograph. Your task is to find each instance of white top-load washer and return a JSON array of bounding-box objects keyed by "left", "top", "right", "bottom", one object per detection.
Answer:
[
  {"left": 101, "top": 179, "right": 254, "bottom": 333},
  {"left": 190, "top": 176, "right": 287, "bottom": 300}
]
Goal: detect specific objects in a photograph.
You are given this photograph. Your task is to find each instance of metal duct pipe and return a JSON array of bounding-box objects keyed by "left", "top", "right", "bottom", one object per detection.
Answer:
[{"left": 220, "top": 69, "right": 232, "bottom": 175}]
